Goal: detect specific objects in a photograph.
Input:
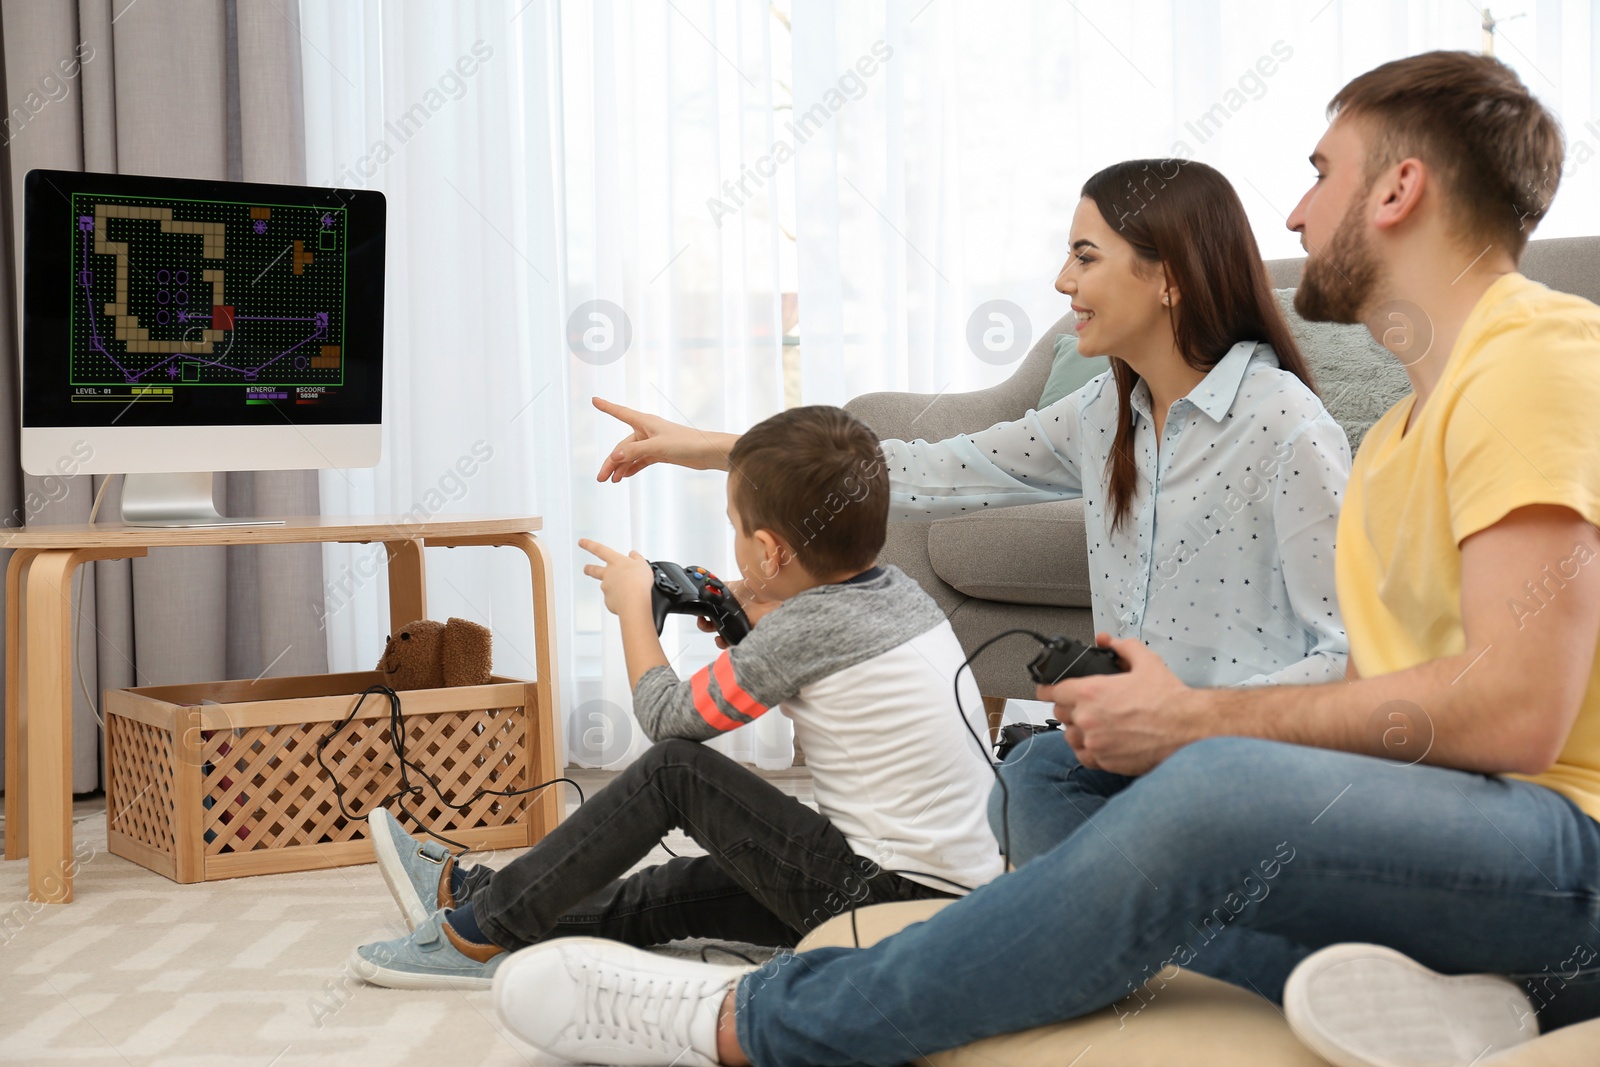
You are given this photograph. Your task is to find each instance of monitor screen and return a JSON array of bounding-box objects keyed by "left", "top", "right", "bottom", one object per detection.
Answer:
[{"left": 22, "top": 169, "right": 385, "bottom": 431}]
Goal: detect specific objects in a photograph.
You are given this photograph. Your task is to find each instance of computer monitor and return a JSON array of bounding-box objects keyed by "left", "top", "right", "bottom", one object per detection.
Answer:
[{"left": 21, "top": 169, "right": 386, "bottom": 526}]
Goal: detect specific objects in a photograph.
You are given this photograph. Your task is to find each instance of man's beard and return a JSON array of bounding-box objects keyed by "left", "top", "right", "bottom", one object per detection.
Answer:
[{"left": 1294, "top": 193, "right": 1381, "bottom": 325}]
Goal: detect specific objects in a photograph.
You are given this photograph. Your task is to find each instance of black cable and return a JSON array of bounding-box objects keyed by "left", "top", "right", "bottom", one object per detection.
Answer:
[
  {"left": 699, "top": 944, "right": 760, "bottom": 966},
  {"left": 951, "top": 628, "right": 1053, "bottom": 868},
  {"left": 883, "top": 869, "right": 975, "bottom": 895},
  {"left": 316, "top": 684, "right": 584, "bottom": 854}
]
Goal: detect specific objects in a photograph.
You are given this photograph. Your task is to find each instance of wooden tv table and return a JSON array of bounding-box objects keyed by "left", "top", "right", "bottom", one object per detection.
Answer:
[{"left": 2, "top": 515, "right": 559, "bottom": 904}]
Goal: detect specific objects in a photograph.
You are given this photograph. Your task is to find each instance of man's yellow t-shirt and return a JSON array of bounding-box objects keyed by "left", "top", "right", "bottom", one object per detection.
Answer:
[{"left": 1336, "top": 272, "right": 1600, "bottom": 820}]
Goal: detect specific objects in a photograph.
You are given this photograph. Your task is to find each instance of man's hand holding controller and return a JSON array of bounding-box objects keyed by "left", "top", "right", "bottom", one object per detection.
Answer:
[{"left": 1036, "top": 631, "right": 1197, "bottom": 775}]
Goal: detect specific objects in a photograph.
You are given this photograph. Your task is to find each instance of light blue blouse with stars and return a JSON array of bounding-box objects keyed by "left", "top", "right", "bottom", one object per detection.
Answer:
[{"left": 883, "top": 340, "right": 1350, "bottom": 689}]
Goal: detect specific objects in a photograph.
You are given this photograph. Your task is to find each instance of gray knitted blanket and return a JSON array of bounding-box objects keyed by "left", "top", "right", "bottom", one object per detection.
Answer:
[{"left": 1273, "top": 288, "right": 1413, "bottom": 455}]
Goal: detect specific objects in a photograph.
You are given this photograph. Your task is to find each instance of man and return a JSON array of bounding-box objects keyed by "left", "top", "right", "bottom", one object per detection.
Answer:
[{"left": 488, "top": 51, "right": 1600, "bottom": 1067}]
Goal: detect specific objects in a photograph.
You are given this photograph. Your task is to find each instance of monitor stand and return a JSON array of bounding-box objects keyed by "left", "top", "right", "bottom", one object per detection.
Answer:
[{"left": 120, "top": 472, "right": 287, "bottom": 528}]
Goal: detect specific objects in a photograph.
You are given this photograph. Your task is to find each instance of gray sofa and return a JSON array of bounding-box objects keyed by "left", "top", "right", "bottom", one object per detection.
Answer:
[{"left": 848, "top": 235, "right": 1600, "bottom": 701}]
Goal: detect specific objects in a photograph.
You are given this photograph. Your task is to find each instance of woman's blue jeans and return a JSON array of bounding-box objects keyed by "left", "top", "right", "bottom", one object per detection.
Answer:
[{"left": 735, "top": 735, "right": 1600, "bottom": 1067}]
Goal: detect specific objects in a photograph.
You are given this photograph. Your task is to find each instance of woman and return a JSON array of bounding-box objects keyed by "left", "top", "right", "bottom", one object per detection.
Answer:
[{"left": 595, "top": 158, "right": 1350, "bottom": 700}]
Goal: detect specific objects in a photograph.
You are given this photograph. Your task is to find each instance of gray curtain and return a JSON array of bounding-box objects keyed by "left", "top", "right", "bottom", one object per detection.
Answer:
[{"left": 0, "top": 0, "right": 329, "bottom": 793}]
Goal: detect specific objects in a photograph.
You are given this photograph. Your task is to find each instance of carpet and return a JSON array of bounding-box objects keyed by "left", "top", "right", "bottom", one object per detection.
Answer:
[{"left": 0, "top": 809, "right": 772, "bottom": 1066}]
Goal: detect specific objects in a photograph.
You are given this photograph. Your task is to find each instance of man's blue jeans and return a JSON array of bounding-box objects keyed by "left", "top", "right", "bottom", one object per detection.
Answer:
[
  {"left": 735, "top": 736, "right": 1600, "bottom": 1067},
  {"left": 985, "top": 731, "right": 1312, "bottom": 1000}
]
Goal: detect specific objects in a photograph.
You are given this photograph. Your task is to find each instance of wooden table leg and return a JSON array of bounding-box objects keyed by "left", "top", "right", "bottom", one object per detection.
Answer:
[
  {"left": 18, "top": 546, "right": 142, "bottom": 899},
  {"left": 982, "top": 696, "right": 1008, "bottom": 743},
  {"left": 383, "top": 539, "right": 427, "bottom": 634},
  {"left": 25, "top": 551, "right": 79, "bottom": 903},
  {"left": 425, "top": 532, "right": 564, "bottom": 842},
  {"left": 5, "top": 548, "right": 40, "bottom": 861},
  {"left": 506, "top": 533, "right": 562, "bottom": 843}
]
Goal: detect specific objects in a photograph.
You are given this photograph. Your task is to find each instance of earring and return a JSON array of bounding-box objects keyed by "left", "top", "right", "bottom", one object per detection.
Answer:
[{"left": 1161, "top": 293, "right": 1170, "bottom": 305}]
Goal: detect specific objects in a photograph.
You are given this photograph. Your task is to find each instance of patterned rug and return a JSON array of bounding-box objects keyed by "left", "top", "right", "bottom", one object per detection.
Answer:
[{"left": 0, "top": 812, "right": 772, "bottom": 1066}]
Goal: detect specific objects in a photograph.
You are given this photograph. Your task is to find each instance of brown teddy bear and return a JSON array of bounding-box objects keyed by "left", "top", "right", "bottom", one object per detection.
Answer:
[{"left": 375, "top": 617, "right": 493, "bottom": 690}]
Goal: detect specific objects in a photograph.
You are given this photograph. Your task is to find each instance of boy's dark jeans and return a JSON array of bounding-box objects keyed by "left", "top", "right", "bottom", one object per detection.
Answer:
[{"left": 462, "top": 737, "right": 956, "bottom": 951}]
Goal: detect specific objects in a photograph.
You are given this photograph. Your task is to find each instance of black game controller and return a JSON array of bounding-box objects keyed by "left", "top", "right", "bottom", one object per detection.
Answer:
[
  {"left": 1026, "top": 636, "right": 1124, "bottom": 685},
  {"left": 994, "top": 720, "right": 1064, "bottom": 762},
  {"left": 650, "top": 562, "right": 752, "bottom": 646}
]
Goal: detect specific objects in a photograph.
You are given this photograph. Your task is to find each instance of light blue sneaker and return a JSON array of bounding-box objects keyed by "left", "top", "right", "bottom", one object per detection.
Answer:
[
  {"left": 351, "top": 907, "right": 506, "bottom": 990},
  {"left": 368, "top": 807, "right": 454, "bottom": 931}
]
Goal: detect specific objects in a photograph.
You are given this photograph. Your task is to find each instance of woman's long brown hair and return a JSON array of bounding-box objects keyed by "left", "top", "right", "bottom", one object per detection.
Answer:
[{"left": 1080, "top": 159, "right": 1315, "bottom": 533}]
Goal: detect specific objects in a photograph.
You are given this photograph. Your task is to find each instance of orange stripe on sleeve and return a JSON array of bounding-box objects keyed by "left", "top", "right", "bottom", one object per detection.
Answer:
[
  {"left": 690, "top": 663, "right": 744, "bottom": 733},
  {"left": 712, "top": 653, "right": 769, "bottom": 721}
]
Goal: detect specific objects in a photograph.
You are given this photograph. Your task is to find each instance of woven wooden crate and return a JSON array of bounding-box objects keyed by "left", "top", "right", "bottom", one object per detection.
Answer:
[{"left": 103, "top": 670, "right": 556, "bottom": 883}]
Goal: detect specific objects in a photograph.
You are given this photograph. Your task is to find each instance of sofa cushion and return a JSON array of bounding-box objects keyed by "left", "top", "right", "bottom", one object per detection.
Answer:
[
  {"left": 928, "top": 498, "right": 1092, "bottom": 608},
  {"left": 1037, "top": 332, "right": 1113, "bottom": 409},
  {"left": 798, "top": 901, "right": 1600, "bottom": 1067},
  {"left": 1272, "top": 288, "right": 1412, "bottom": 455}
]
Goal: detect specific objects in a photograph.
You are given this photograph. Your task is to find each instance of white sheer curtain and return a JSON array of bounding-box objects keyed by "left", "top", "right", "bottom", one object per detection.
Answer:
[
  {"left": 786, "top": 0, "right": 1600, "bottom": 407},
  {"left": 554, "top": 0, "right": 793, "bottom": 768},
  {"left": 298, "top": 0, "right": 794, "bottom": 769}
]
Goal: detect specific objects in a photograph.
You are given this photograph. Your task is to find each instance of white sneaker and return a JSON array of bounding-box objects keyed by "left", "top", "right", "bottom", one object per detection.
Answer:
[
  {"left": 1284, "top": 944, "right": 1539, "bottom": 1067},
  {"left": 493, "top": 937, "right": 748, "bottom": 1066}
]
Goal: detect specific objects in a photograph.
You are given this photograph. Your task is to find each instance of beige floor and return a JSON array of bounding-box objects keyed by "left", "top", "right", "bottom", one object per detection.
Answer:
[{"left": 0, "top": 767, "right": 811, "bottom": 1066}]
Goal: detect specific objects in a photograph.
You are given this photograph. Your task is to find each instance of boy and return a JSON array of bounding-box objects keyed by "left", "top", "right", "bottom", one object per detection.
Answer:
[{"left": 350, "top": 405, "right": 1002, "bottom": 988}]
